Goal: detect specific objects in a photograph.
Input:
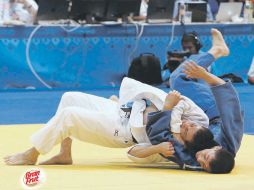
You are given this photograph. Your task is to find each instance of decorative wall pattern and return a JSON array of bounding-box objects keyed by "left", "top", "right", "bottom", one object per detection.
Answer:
[{"left": 0, "top": 23, "right": 254, "bottom": 90}]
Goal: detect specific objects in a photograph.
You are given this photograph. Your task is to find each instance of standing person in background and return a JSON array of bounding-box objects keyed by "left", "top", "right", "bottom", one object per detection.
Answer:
[
  {"left": 12, "top": 0, "right": 38, "bottom": 24},
  {"left": 0, "top": 0, "right": 38, "bottom": 25},
  {"left": 133, "top": 0, "right": 149, "bottom": 21},
  {"left": 206, "top": 0, "right": 219, "bottom": 19},
  {"left": 0, "top": 0, "right": 11, "bottom": 22}
]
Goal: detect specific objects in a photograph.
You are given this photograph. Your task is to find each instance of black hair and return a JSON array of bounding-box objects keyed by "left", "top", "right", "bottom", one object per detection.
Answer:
[
  {"left": 248, "top": 76, "right": 254, "bottom": 85},
  {"left": 209, "top": 148, "right": 235, "bottom": 174},
  {"left": 128, "top": 54, "right": 162, "bottom": 85},
  {"left": 181, "top": 32, "right": 203, "bottom": 52},
  {"left": 185, "top": 127, "right": 217, "bottom": 153}
]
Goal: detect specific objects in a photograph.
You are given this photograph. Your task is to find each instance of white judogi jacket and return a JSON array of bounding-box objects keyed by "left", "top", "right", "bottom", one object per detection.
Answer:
[
  {"left": 248, "top": 56, "right": 254, "bottom": 77},
  {"left": 119, "top": 77, "right": 166, "bottom": 144},
  {"left": 119, "top": 77, "right": 209, "bottom": 144}
]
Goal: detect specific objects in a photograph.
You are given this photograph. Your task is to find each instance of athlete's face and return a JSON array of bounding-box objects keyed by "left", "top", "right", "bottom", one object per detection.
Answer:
[
  {"left": 182, "top": 42, "right": 198, "bottom": 54},
  {"left": 195, "top": 146, "right": 222, "bottom": 171},
  {"left": 180, "top": 120, "right": 202, "bottom": 143}
]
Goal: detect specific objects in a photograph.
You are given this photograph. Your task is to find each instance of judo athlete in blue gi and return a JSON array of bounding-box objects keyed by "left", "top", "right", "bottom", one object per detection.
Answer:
[{"left": 128, "top": 28, "right": 244, "bottom": 173}]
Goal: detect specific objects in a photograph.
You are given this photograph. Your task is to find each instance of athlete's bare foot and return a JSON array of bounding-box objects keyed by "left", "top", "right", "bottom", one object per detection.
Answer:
[
  {"left": 4, "top": 148, "right": 39, "bottom": 165},
  {"left": 39, "top": 152, "right": 73, "bottom": 165},
  {"left": 39, "top": 137, "right": 73, "bottom": 165},
  {"left": 208, "top": 28, "right": 230, "bottom": 59}
]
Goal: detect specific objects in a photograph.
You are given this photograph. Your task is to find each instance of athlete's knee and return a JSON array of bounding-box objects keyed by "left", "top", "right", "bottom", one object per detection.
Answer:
[
  {"left": 61, "top": 92, "right": 77, "bottom": 101},
  {"left": 60, "top": 92, "right": 85, "bottom": 106}
]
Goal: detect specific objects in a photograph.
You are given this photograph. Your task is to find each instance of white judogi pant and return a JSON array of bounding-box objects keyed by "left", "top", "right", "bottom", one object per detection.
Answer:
[{"left": 31, "top": 92, "right": 135, "bottom": 154}]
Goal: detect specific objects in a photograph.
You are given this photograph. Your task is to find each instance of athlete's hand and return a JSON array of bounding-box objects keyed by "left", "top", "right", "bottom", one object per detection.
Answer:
[
  {"left": 109, "top": 95, "right": 119, "bottom": 102},
  {"left": 163, "top": 90, "right": 181, "bottom": 111},
  {"left": 183, "top": 61, "right": 208, "bottom": 79},
  {"left": 157, "top": 142, "right": 175, "bottom": 157}
]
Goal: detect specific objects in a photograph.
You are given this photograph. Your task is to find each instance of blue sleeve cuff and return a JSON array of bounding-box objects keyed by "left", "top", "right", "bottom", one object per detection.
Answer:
[
  {"left": 210, "top": 80, "right": 231, "bottom": 91},
  {"left": 147, "top": 110, "right": 172, "bottom": 119}
]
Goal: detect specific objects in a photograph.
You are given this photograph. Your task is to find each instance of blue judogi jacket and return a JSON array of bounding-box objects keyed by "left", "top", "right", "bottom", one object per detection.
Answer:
[
  {"left": 146, "top": 81, "right": 244, "bottom": 169},
  {"left": 146, "top": 110, "right": 201, "bottom": 170},
  {"left": 208, "top": 82, "right": 243, "bottom": 156}
]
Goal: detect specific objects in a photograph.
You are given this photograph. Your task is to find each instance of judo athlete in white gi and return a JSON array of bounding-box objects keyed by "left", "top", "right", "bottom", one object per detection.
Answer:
[{"left": 3, "top": 76, "right": 211, "bottom": 165}]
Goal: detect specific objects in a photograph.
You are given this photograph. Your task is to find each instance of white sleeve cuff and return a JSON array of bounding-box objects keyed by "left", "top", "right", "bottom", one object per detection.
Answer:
[{"left": 127, "top": 144, "right": 166, "bottom": 164}]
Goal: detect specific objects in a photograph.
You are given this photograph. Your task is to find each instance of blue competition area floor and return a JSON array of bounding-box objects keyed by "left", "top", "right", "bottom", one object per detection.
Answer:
[{"left": 0, "top": 84, "right": 253, "bottom": 134}]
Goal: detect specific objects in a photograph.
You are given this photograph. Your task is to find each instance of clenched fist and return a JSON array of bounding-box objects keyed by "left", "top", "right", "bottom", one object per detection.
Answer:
[
  {"left": 163, "top": 90, "right": 181, "bottom": 111},
  {"left": 157, "top": 142, "right": 175, "bottom": 157}
]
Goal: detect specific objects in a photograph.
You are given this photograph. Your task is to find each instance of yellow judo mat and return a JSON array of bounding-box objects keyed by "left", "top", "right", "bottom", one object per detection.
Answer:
[{"left": 1, "top": 124, "right": 254, "bottom": 190}]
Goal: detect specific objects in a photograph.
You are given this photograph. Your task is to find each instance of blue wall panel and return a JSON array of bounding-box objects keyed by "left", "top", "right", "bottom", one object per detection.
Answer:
[{"left": 0, "top": 23, "right": 254, "bottom": 90}]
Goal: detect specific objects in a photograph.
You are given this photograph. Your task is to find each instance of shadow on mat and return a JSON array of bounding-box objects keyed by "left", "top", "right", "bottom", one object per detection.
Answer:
[{"left": 34, "top": 161, "right": 189, "bottom": 172}]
